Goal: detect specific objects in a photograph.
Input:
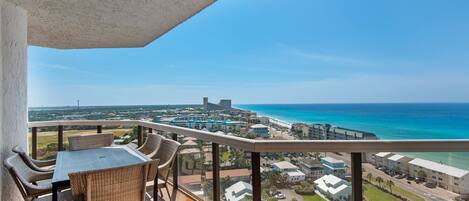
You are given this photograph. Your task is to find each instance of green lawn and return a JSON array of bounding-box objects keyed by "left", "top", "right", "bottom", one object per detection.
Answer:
[
  {"left": 364, "top": 183, "right": 398, "bottom": 201},
  {"left": 302, "top": 195, "right": 326, "bottom": 201},
  {"left": 364, "top": 173, "right": 425, "bottom": 201}
]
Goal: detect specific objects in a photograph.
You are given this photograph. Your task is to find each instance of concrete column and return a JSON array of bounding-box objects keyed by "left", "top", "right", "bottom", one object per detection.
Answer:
[{"left": 0, "top": 1, "right": 28, "bottom": 200}]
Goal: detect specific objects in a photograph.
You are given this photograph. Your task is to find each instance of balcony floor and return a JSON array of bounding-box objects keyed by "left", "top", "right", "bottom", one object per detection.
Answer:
[{"left": 147, "top": 184, "right": 197, "bottom": 201}]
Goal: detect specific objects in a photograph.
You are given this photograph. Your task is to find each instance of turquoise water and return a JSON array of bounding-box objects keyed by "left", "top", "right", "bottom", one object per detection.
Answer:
[{"left": 236, "top": 103, "right": 469, "bottom": 170}]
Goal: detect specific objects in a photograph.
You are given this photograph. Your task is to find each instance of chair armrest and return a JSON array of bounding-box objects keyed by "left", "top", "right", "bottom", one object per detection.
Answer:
[{"left": 32, "top": 158, "right": 56, "bottom": 167}]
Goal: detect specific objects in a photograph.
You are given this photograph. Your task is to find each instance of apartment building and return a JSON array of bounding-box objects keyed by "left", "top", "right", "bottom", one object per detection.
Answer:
[
  {"left": 293, "top": 123, "right": 378, "bottom": 140},
  {"left": 386, "top": 154, "right": 413, "bottom": 175},
  {"left": 250, "top": 124, "right": 270, "bottom": 138},
  {"left": 224, "top": 181, "right": 253, "bottom": 201},
  {"left": 373, "top": 152, "right": 394, "bottom": 167},
  {"left": 409, "top": 158, "right": 469, "bottom": 194}
]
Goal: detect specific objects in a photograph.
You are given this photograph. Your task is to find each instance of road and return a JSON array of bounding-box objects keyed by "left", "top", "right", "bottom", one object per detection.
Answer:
[{"left": 327, "top": 153, "right": 458, "bottom": 201}]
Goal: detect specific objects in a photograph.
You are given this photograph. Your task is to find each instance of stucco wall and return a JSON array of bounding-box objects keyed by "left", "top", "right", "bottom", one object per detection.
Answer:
[{"left": 1, "top": 1, "right": 28, "bottom": 200}]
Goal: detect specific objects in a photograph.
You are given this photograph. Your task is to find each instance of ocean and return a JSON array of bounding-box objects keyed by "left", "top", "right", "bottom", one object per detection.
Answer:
[{"left": 236, "top": 103, "right": 469, "bottom": 170}]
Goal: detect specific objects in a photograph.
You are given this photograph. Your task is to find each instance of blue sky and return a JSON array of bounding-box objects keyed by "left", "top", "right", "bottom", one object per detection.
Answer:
[{"left": 29, "top": 0, "right": 469, "bottom": 107}]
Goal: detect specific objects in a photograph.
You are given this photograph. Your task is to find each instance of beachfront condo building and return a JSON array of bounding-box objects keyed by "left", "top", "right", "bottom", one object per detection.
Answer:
[
  {"left": 291, "top": 123, "right": 378, "bottom": 140},
  {"left": 373, "top": 152, "right": 394, "bottom": 167},
  {"left": 408, "top": 158, "right": 469, "bottom": 194},
  {"left": 385, "top": 154, "right": 413, "bottom": 175}
]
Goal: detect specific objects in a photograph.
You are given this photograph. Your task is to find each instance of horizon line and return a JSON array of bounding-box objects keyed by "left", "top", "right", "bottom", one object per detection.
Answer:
[{"left": 28, "top": 101, "right": 469, "bottom": 108}]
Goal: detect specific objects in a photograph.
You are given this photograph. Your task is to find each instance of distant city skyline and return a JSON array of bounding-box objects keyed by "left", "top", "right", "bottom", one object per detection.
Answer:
[{"left": 28, "top": 0, "right": 469, "bottom": 107}]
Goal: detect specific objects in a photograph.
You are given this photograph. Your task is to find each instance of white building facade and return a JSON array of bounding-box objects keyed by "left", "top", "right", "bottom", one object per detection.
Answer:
[
  {"left": 409, "top": 158, "right": 469, "bottom": 194},
  {"left": 272, "top": 161, "right": 306, "bottom": 183},
  {"left": 314, "top": 174, "right": 351, "bottom": 201}
]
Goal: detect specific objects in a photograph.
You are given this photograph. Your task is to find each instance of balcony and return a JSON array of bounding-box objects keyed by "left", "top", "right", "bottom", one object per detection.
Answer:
[{"left": 22, "top": 120, "right": 469, "bottom": 201}]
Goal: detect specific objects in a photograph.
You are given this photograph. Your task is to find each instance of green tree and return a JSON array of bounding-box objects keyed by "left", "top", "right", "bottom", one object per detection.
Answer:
[
  {"left": 375, "top": 176, "right": 384, "bottom": 188},
  {"left": 366, "top": 173, "right": 373, "bottom": 182},
  {"left": 386, "top": 180, "right": 395, "bottom": 194}
]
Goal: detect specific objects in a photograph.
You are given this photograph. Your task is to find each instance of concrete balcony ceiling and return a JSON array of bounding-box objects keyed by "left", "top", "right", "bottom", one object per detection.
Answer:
[{"left": 8, "top": 0, "right": 215, "bottom": 49}]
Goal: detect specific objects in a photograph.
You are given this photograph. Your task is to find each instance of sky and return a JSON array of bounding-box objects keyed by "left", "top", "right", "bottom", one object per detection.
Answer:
[{"left": 28, "top": 0, "right": 469, "bottom": 107}]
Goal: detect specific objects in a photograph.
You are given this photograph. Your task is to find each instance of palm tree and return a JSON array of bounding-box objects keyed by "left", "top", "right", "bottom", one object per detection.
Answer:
[
  {"left": 375, "top": 176, "right": 384, "bottom": 188},
  {"left": 386, "top": 180, "right": 395, "bottom": 194},
  {"left": 366, "top": 173, "right": 373, "bottom": 182}
]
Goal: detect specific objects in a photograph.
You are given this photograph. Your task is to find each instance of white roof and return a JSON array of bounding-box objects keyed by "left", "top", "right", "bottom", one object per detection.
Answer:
[
  {"left": 273, "top": 161, "right": 298, "bottom": 170},
  {"left": 388, "top": 154, "right": 409, "bottom": 161},
  {"left": 224, "top": 181, "right": 252, "bottom": 201},
  {"left": 376, "top": 152, "right": 392, "bottom": 157},
  {"left": 314, "top": 174, "right": 350, "bottom": 195},
  {"left": 321, "top": 156, "right": 344, "bottom": 164},
  {"left": 409, "top": 158, "right": 469, "bottom": 178},
  {"left": 287, "top": 170, "right": 306, "bottom": 177},
  {"left": 250, "top": 124, "right": 268, "bottom": 129}
]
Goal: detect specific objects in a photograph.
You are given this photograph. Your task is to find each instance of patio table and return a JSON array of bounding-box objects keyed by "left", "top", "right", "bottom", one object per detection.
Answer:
[{"left": 51, "top": 146, "right": 150, "bottom": 201}]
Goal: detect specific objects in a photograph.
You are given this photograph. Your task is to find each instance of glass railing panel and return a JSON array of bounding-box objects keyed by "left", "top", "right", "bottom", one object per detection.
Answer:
[
  {"left": 176, "top": 134, "right": 210, "bottom": 200},
  {"left": 103, "top": 125, "right": 136, "bottom": 146},
  {"left": 28, "top": 126, "right": 59, "bottom": 160},
  {"left": 261, "top": 152, "right": 351, "bottom": 201},
  {"left": 219, "top": 145, "right": 252, "bottom": 201}
]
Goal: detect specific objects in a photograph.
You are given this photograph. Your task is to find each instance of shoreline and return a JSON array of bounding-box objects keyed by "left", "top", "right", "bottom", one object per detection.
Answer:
[{"left": 246, "top": 110, "right": 469, "bottom": 171}]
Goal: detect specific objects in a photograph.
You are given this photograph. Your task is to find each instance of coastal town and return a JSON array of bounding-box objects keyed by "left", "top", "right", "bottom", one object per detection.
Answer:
[{"left": 28, "top": 98, "right": 469, "bottom": 201}]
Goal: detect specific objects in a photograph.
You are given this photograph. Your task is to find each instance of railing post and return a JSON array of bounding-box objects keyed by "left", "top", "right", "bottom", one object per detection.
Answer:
[
  {"left": 97, "top": 125, "right": 102, "bottom": 133},
  {"left": 212, "top": 143, "right": 220, "bottom": 201},
  {"left": 148, "top": 128, "right": 152, "bottom": 134},
  {"left": 32, "top": 127, "right": 38, "bottom": 159},
  {"left": 58, "top": 125, "right": 64, "bottom": 151},
  {"left": 251, "top": 152, "right": 261, "bottom": 201},
  {"left": 351, "top": 152, "right": 363, "bottom": 201},
  {"left": 137, "top": 125, "right": 143, "bottom": 147},
  {"left": 171, "top": 133, "right": 178, "bottom": 188}
]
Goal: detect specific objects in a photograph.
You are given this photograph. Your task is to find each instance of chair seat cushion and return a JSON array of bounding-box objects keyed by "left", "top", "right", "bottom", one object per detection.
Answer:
[{"left": 35, "top": 179, "right": 52, "bottom": 189}]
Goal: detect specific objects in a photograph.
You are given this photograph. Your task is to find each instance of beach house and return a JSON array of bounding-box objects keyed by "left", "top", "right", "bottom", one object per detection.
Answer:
[
  {"left": 321, "top": 156, "right": 347, "bottom": 178},
  {"left": 224, "top": 181, "right": 253, "bottom": 201},
  {"left": 249, "top": 124, "right": 270, "bottom": 138},
  {"left": 314, "top": 174, "right": 352, "bottom": 201},
  {"left": 272, "top": 161, "right": 306, "bottom": 183}
]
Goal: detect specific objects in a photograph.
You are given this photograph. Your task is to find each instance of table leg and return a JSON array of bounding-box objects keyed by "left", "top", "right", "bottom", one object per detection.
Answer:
[{"left": 52, "top": 183, "right": 58, "bottom": 201}]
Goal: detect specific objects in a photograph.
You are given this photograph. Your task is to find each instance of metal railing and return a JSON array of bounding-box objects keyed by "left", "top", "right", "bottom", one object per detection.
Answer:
[{"left": 28, "top": 120, "right": 469, "bottom": 201}]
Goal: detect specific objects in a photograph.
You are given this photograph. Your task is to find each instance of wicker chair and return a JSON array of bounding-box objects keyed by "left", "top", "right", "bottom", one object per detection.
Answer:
[
  {"left": 12, "top": 145, "right": 55, "bottom": 172},
  {"left": 137, "top": 133, "right": 164, "bottom": 157},
  {"left": 147, "top": 139, "right": 181, "bottom": 200},
  {"left": 68, "top": 133, "right": 114, "bottom": 151},
  {"left": 3, "top": 154, "right": 73, "bottom": 201},
  {"left": 69, "top": 160, "right": 159, "bottom": 201}
]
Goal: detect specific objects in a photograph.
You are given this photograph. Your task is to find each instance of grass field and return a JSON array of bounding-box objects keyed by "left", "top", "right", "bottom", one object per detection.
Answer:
[
  {"left": 302, "top": 195, "right": 326, "bottom": 201},
  {"left": 364, "top": 183, "right": 398, "bottom": 201},
  {"left": 28, "top": 128, "right": 133, "bottom": 159}
]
